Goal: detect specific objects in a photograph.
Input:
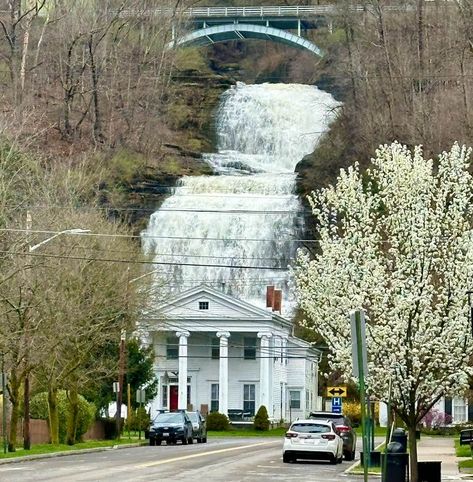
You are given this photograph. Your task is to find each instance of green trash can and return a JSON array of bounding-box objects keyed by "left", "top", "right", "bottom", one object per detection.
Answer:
[{"left": 385, "top": 442, "right": 408, "bottom": 482}]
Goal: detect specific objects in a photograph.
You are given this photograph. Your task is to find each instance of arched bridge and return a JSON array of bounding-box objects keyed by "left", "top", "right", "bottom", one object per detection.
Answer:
[{"left": 169, "top": 5, "right": 329, "bottom": 57}]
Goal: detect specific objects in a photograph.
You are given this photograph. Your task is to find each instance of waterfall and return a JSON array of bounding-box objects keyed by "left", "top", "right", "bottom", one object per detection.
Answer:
[{"left": 142, "top": 82, "right": 338, "bottom": 315}]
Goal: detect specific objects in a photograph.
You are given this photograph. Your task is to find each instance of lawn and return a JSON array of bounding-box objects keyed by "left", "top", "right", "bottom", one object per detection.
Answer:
[
  {"left": 455, "top": 439, "right": 472, "bottom": 458},
  {"left": 208, "top": 427, "right": 287, "bottom": 437},
  {"left": 354, "top": 426, "right": 387, "bottom": 437},
  {"left": 0, "top": 437, "right": 143, "bottom": 460}
]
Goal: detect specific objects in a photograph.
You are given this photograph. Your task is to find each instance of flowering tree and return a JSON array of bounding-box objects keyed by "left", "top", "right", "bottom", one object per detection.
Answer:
[{"left": 295, "top": 143, "right": 473, "bottom": 482}]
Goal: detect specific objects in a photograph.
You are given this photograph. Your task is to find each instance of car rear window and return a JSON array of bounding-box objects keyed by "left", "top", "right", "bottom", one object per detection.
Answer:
[
  {"left": 290, "top": 423, "right": 331, "bottom": 433},
  {"left": 310, "top": 414, "right": 345, "bottom": 424},
  {"left": 155, "top": 413, "right": 183, "bottom": 423}
]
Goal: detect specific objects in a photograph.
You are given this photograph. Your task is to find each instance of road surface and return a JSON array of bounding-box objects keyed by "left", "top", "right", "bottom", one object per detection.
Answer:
[{"left": 0, "top": 437, "right": 365, "bottom": 481}]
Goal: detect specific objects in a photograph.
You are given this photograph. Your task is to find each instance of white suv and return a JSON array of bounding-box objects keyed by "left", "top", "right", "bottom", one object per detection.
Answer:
[{"left": 283, "top": 419, "right": 344, "bottom": 464}]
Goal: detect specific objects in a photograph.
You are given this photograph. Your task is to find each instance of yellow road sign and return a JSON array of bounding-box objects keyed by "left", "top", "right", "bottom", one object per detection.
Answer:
[{"left": 326, "top": 386, "right": 347, "bottom": 398}]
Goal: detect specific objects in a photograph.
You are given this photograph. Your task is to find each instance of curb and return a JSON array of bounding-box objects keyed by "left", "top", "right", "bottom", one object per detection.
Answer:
[
  {"left": 345, "top": 441, "right": 385, "bottom": 477},
  {"left": 0, "top": 442, "right": 145, "bottom": 465}
]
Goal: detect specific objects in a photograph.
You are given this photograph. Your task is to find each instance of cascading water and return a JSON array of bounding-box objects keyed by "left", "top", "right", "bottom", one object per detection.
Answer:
[{"left": 142, "top": 82, "right": 337, "bottom": 314}]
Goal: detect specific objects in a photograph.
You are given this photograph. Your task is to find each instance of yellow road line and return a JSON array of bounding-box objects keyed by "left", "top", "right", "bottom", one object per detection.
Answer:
[{"left": 137, "top": 441, "right": 279, "bottom": 468}]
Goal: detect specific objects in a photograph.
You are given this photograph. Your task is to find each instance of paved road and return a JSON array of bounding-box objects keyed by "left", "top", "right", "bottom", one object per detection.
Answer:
[{"left": 0, "top": 437, "right": 366, "bottom": 482}]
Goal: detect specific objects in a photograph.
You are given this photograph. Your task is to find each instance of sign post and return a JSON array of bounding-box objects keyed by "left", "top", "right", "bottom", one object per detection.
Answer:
[
  {"left": 136, "top": 389, "right": 146, "bottom": 441},
  {"left": 351, "top": 309, "right": 369, "bottom": 481}
]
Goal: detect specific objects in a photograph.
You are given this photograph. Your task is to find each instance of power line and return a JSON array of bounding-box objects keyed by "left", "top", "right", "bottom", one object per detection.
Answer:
[
  {"left": 0, "top": 250, "right": 289, "bottom": 270},
  {"left": 0, "top": 228, "right": 318, "bottom": 243}
]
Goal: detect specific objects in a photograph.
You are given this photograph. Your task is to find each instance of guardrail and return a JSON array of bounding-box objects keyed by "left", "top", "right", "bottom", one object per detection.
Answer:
[{"left": 120, "top": 4, "right": 417, "bottom": 19}]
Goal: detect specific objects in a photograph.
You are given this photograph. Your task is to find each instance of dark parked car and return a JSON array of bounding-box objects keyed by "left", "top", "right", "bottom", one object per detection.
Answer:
[
  {"left": 188, "top": 411, "right": 207, "bottom": 443},
  {"left": 309, "top": 411, "right": 357, "bottom": 460},
  {"left": 149, "top": 411, "right": 193, "bottom": 446}
]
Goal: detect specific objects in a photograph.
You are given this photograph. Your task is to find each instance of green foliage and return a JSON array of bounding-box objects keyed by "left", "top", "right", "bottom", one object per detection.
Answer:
[
  {"left": 206, "top": 412, "right": 230, "bottom": 431},
  {"left": 107, "top": 149, "right": 146, "bottom": 183},
  {"left": 30, "top": 391, "right": 95, "bottom": 444},
  {"left": 128, "top": 406, "right": 150, "bottom": 431},
  {"left": 254, "top": 405, "right": 270, "bottom": 431},
  {"left": 84, "top": 338, "right": 157, "bottom": 416}
]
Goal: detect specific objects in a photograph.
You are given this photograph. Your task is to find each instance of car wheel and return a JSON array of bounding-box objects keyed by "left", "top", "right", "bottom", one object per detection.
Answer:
[
  {"left": 282, "top": 453, "right": 293, "bottom": 463},
  {"left": 329, "top": 455, "right": 337, "bottom": 465},
  {"left": 197, "top": 437, "right": 202, "bottom": 443},
  {"left": 202, "top": 437, "right": 207, "bottom": 443},
  {"left": 156, "top": 440, "right": 162, "bottom": 446},
  {"left": 188, "top": 436, "right": 194, "bottom": 444},
  {"left": 149, "top": 438, "right": 155, "bottom": 446},
  {"left": 181, "top": 436, "right": 188, "bottom": 445},
  {"left": 345, "top": 450, "right": 355, "bottom": 461},
  {"left": 337, "top": 454, "right": 343, "bottom": 464}
]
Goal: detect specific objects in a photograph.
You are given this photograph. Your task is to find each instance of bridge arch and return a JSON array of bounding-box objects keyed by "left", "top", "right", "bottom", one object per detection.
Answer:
[{"left": 167, "top": 24, "right": 324, "bottom": 57}]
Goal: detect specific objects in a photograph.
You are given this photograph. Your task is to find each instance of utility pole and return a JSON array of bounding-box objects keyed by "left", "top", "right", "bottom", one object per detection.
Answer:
[
  {"left": 1, "top": 352, "right": 7, "bottom": 454},
  {"left": 117, "top": 330, "right": 126, "bottom": 440},
  {"left": 23, "top": 210, "right": 32, "bottom": 450}
]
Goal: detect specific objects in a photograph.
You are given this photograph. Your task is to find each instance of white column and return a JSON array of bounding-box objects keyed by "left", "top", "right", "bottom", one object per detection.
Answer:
[
  {"left": 176, "top": 331, "right": 190, "bottom": 410},
  {"left": 217, "top": 331, "right": 230, "bottom": 416},
  {"left": 258, "top": 332, "right": 272, "bottom": 410}
]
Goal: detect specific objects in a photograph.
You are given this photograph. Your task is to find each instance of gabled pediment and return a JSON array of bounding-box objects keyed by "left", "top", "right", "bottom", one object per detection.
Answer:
[{"left": 156, "top": 284, "right": 275, "bottom": 321}]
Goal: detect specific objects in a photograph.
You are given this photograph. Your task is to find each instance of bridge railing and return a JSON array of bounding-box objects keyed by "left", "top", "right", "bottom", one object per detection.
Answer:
[{"left": 119, "top": 4, "right": 415, "bottom": 19}]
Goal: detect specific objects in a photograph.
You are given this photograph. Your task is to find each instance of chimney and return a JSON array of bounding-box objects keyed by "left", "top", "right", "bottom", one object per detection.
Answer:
[
  {"left": 266, "top": 285, "right": 275, "bottom": 309},
  {"left": 273, "top": 289, "right": 282, "bottom": 314}
]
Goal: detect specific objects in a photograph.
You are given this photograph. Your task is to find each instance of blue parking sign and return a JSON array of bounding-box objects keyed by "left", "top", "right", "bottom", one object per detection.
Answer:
[{"left": 332, "top": 397, "right": 342, "bottom": 413}]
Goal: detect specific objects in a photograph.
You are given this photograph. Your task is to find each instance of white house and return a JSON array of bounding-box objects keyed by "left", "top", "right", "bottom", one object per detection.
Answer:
[{"left": 144, "top": 285, "right": 321, "bottom": 422}]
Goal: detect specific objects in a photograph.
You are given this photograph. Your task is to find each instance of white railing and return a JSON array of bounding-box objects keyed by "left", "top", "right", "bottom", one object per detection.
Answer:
[{"left": 120, "top": 4, "right": 416, "bottom": 19}]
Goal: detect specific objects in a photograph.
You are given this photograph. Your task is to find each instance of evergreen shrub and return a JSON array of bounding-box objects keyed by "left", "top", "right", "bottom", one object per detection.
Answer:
[{"left": 254, "top": 405, "right": 270, "bottom": 431}]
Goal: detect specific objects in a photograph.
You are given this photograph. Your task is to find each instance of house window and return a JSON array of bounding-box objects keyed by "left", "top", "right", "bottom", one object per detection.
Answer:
[
  {"left": 289, "top": 390, "right": 301, "bottom": 409},
  {"left": 453, "top": 397, "right": 468, "bottom": 423},
  {"left": 244, "top": 337, "right": 256, "bottom": 360},
  {"left": 211, "top": 384, "right": 219, "bottom": 412},
  {"left": 243, "top": 384, "right": 256, "bottom": 416},
  {"left": 162, "top": 385, "right": 168, "bottom": 408},
  {"left": 211, "top": 338, "right": 220, "bottom": 360},
  {"left": 199, "top": 301, "right": 209, "bottom": 310},
  {"left": 166, "top": 338, "right": 178, "bottom": 359}
]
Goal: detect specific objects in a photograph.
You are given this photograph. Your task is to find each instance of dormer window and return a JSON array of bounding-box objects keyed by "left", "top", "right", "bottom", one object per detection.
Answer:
[{"left": 199, "top": 301, "right": 209, "bottom": 310}]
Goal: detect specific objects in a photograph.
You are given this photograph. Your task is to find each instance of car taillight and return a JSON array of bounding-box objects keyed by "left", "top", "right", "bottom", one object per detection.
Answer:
[
  {"left": 337, "top": 425, "right": 350, "bottom": 432},
  {"left": 285, "top": 432, "right": 298, "bottom": 438},
  {"left": 321, "top": 434, "right": 336, "bottom": 440}
]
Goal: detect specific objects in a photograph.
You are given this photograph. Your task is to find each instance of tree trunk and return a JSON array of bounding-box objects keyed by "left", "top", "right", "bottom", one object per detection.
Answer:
[
  {"left": 48, "top": 385, "right": 59, "bottom": 444},
  {"left": 408, "top": 424, "right": 419, "bottom": 482},
  {"left": 23, "top": 374, "right": 30, "bottom": 450},
  {"left": 7, "top": 374, "right": 20, "bottom": 452},
  {"left": 66, "top": 388, "right": 79, "bottom": 445}
]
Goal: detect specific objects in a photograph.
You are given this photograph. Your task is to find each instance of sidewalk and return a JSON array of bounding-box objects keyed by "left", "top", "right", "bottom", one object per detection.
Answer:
[{"left": 417, "top": 436, "right": 468, "bottom": 481}]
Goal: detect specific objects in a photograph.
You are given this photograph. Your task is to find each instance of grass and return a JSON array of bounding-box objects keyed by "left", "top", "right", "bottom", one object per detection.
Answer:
[
  {"left": 354, "top": 426, "right": 388, "bottom": 437},
  {"left": 208, "top": 427, "right": 287, "bottom": 438},
  {"left": 459, "top": 459, "right": 473, "bottom": 471},
  {"left": 0, "top": 437, "right": 143, "bottom": 460},
  {"left": 455, "top": 439, "right": 473, "bottom": 457},
  {"left": 350, "top": 465, "right": 382, "bottom": 474}
]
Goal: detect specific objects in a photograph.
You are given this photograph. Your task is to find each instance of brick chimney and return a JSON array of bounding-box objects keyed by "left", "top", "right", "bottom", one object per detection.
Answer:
[
  {"left": 266, "top": 285, "right": 275, "bottom": 309},
  {"left": 273, "top": 289, "right": 282, "bottom": 314}
]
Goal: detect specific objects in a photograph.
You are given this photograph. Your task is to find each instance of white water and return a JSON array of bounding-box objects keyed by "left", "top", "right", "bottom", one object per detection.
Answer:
[{"left": 142, "top": 82, "right": 337, "bottom": 314}]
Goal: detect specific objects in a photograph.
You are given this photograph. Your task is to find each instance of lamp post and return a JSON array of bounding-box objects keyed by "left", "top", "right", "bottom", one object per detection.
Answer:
[
  {"left": 117, "top": 330, "right": 126, "bottom": 440},
  {"left": 23, "top": 225, "right": 90, "bottom": 449}
]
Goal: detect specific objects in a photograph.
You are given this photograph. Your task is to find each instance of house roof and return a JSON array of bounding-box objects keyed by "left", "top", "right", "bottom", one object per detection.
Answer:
[{"left": 153, "top": 284, "right": 293, "bottom": 329}]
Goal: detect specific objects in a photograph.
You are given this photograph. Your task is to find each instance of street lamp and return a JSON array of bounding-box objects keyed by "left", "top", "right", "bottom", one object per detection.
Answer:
[
  {"left": 23, "top": 226, "right": 90, "bottom": 449},
  {"left": 29, "top": 228, "right": 90, "bottom": 252}
]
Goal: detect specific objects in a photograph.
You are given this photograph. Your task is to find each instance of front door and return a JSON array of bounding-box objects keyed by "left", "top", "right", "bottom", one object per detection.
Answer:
[{"left": 170, "top": 385, "right": 179, "bottom": 411}]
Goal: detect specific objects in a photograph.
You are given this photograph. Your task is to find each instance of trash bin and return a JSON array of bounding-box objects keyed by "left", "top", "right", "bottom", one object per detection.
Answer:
[
  {"left": 418, "top": 461, "right": 441, "bottom": 482},
  {"left": 385, "top": 442, "right": 408, "bottom": 482},
  {"left": 391, "top": 428, "right": 408, "bottom": 452}
]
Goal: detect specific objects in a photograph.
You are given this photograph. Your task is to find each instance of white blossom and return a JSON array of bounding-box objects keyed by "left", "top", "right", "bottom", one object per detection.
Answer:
[{"left": 295, "top": 142, "right": 473, "bottom": 425}]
